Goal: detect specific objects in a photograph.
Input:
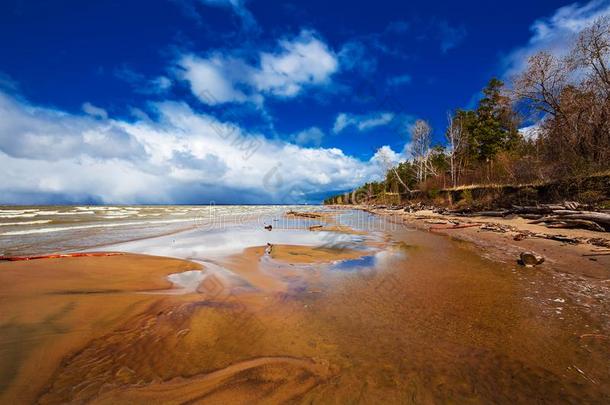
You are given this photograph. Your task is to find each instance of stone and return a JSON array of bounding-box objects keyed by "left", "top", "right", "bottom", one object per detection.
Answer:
[{"left": 520, "top": 251, "right": 545, "bottom": 267}]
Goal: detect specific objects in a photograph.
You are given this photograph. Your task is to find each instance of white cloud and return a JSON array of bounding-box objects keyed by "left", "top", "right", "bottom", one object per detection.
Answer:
[
  {"left": 254, "top": 31, "right": 339, "bottom": 96},
  {"left": 372, "top": 145, "right": 402, "bottom": 166},
  {"left": 0, "top": 93, "right": 142, "bottom": 162},
  {"left": 291, "top": 127, "right": 324, "bottom": 146},
  {"left": 82, "top": 102, "right": 108, "bottom": 120},
  {"left": 332, "top": 113, "right": 350, "bottom": 133},
  {"left": 503, "top": 0, "right": 610, "bottom": 77},
  {"left": 359, "top": 113, "right": 395, "bottom": 131},
  {"left": 178, "top": 30, "right": 339, "bottom": 105},
  {"left": 0, "top": 91, "right": 396, "bottom": 204},
  {"left": 178, "top": 55, "right": 251, "bottom": 104},
  {"left": 332, "top": 112, "right": 395, "bottom": 133}
]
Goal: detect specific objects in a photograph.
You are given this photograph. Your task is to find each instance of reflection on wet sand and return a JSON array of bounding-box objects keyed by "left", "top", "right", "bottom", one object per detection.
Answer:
[{"left": 0, "top": 210, "right": 608, "bottom": 403}]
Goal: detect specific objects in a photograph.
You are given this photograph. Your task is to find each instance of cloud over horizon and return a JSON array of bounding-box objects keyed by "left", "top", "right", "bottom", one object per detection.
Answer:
[{"left": 0, "top": 90, "right": 398, "bottom": 204}]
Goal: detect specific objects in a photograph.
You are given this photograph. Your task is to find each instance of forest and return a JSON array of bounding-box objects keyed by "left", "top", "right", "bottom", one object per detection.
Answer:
[{"left": 325, "top": 17, "right": 610, "bottom": 206}]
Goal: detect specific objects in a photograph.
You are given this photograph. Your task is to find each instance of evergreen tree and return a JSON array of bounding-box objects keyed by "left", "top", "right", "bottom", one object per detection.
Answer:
[{"left": 472, "top": 78, "right": 519, "bottom": 162}]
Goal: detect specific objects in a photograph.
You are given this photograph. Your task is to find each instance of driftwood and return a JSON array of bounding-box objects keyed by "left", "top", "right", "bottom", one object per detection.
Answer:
[
  {"left": 512, "top": 205, "right": 554, "bottom": 215},
  {"left": 561, "top": 213, "right": 610, "bottom": 228},
  {"left": 545, "top": 235, "right": 580, "bottom": 244},
  {"left": 473, "top": 210, "right": 512, "bottom": 217},
  {"left": 528, "top": 212, "right": 610, "bottom": 232},
  {"left": 528, "top": 217, "right": 606, "bottom": 232},
  {"left": 519, "top": 214, "right": 543, "bottom": 220},
  {"left": 588, "top": 238, "right": 610, "bottom": 248},
  {"left": 444, "top": 202, "right": 610, "bottom": 232},
  {"left": 546, "top": 220, "right": 605, "bottom": 232},
  {"left": 430, "top": 223, "right": 481, "bottom": 231}
]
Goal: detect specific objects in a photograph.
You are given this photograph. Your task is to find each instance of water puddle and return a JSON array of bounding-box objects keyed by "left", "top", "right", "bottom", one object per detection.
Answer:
[
  {"left": 332, "top": 255, "right": 376, "bottom": 271},
  {"left": 331, "top": 245, "right": 406, "bottom": 272},
  {"left": 167, "top": 270, "right": 205, "bottom": 293}
]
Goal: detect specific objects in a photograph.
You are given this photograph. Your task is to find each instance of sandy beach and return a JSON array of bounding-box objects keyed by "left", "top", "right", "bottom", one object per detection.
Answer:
[{"left": 0, "top": 207, "right": 608, "bottom": 403}]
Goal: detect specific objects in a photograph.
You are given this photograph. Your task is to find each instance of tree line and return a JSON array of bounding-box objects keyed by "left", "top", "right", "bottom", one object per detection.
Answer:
[{"left": 325, "top": 17, "right": 610, "bottom": 205}]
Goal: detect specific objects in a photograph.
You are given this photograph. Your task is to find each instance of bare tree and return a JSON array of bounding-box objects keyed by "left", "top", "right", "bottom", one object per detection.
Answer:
[
  {"left": 512, "top": 51, "right": 570, "bottom": 118},
  {"left": 409, "top": 119, "right": 432, "bottom": 182},
  {"left": 445, "top": 111, "right": 463, "bottom": 187},
  {"left": 572, "top": 16, "right": 610, "bottom": 97},
  {"left": 512, "top": 16, "right": 610, "bottom": 173}
]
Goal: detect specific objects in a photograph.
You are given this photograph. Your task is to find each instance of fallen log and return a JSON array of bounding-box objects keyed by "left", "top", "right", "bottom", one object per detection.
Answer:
[
  {"left": 550, "top": 210, "right": 585, "bottom": 215},
  {"left": 430, "top": 223, "right": 481, "bottom": 230},
  {"left": 531, "top": 217, "right": 606, "bottom": 232},
  {"left": 512, "top": 205, "right": 553, "bottom": 214},
  {"left": 546, "top": 235, "right": 580, "bottom": 244},
  {"left": 472, "top": 210, "right": 511, "bottom": 217},
  {"left": 588, "top": 238, "right": 610, "bottom": 248},
  {"left": 561, "top": 213, "right": 610, "bottom": 228},
  {"left": 528, "top": 214, "right": 609, "bottom": 232},
  {"left": 519, "top": 214, "right": 543, "bottom": 220},
  {"left": 545, "top": 219, "right": 605, "bottom": 232}
]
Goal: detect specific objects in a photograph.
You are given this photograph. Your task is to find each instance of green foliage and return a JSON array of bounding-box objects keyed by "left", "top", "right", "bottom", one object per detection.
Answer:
[
  {"left": 471, "top": 78, "right": 520, "bottom": 162},
  {"left": 324, "top": 80, "right": 529, "bottom": 205},
  {"left": 385, "top": 161, "right": 417, "bottom": 193}
]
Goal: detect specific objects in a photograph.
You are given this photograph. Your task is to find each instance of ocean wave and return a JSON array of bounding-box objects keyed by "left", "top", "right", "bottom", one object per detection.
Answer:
[
  {"left": 0, "top": 213, "right": 39, "bottom": 218},
  {"left": 0, "top": 220, "right": 53, "bottom": 227},
  {"left": 0, "top": 218, "right": 196, "bottom": 236},
  {"left": 42, "top": 210, "right": 95, "bottom": 215}
]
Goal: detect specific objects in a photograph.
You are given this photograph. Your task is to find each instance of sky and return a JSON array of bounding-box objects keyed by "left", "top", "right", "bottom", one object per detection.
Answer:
[{"left": 1, "top": 0, "right": 609, "bottom": 204}]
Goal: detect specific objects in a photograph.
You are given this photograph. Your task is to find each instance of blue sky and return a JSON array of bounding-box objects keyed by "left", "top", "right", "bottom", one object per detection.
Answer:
[{"left": 1, "top": 0, "right": 608, "bottom": 204}]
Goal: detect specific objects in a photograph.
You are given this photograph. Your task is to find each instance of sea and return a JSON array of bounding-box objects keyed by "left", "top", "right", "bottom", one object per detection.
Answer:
[{"left": 0, "top": 205, "right": 321, "bottom": 256}]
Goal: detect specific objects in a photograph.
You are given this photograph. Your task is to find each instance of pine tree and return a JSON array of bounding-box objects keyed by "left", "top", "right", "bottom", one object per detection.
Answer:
[{"left": 472, "top": 78, "right": 519, "bottom": 162}]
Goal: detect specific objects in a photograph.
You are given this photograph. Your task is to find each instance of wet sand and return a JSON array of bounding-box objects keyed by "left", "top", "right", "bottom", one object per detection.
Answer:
[{"left": 0, "top": 209, "right": 608, "bottom": 403}]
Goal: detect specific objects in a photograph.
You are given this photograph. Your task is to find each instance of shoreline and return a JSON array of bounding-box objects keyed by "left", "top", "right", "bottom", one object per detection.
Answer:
[
  {"left": 345, "top": 204, "right": 610, "bottom": 328},
  {"left": 1, "top": 207, "right": 609, "bottom": 403},
  {"left": 346, "top": 204, "right": 610, "bottom": 274}
]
